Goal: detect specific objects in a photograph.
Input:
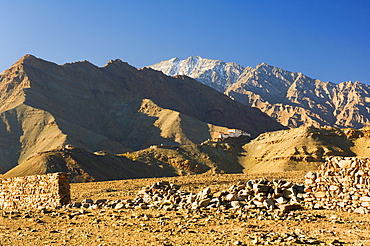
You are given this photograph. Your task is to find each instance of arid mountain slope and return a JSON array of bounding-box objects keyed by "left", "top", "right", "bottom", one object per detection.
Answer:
[
  {"left": 227, "top": 64, "right": 370, "bottom": 128},
  {"left": 150, "top": 56, "right": 370, "bottom": 128},
  {"left": 0, "top": 55, "right": 283, "bottom": 175},
  {"left": 127, "top": 126, "right": 370, "bottom": 175},
  {"left": 2, "top": 146, "right": 179, "bottom": 182},
  {"left": 126, "top": 139, "right": 247, "bottom": 176},
  {"left": 240, "top": 126, "right": 370, "bottom": 173},
  {"left": 3, "top": 125, "right": 369, "bottom": 182}
]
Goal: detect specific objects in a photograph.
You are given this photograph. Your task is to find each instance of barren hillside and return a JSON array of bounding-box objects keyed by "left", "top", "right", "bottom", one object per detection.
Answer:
[{"left": 0, "top": 55, "right": 284, "bottom": 178}]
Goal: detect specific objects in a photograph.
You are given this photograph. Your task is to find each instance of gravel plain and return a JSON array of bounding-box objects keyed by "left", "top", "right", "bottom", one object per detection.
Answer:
[{"left": 1, "top": 172, "right": 369, "bottom": 246}]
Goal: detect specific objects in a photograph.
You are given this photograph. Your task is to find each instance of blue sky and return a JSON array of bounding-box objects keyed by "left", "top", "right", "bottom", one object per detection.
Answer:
[{"left": 0, "top": 1, "right": 369, "bottom": 84}]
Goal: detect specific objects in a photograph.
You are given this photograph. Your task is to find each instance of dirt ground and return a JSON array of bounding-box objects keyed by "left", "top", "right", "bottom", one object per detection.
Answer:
[{"left": 1, "top": 172, "right": 369, "bottom": 246}]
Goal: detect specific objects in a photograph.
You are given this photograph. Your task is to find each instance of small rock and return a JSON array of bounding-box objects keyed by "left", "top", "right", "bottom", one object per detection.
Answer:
[
  {"left": 328, "top": 239, "right": 344, "bottom": 245},
  {"left": 354, "top": 207, "right": 366, "bottom": 214},
  {"left": 278, "top": 204, "right": 303, "bottom": 212},
  {"left": 314, "top": 192, "right": 326, "bottom": 198},
  {"left": 198, "top": 198, "right": 211, "bottom": 207},
  {"left": 263, "top": 198, "right": 275, "bottom": 210},
  {"left": 82, "top": 199, "right": 94, "bottom": 204},
  {"left": 225, "top": 194, "right": 238, "bottom": 202},
  {"left": 95, "top": 199, "right": 107, "bottom": 204},
  {"left": 114, "top": 202, "right": 125, "bottom": 210},
  {"left": 230, "top": 201, "right": 242, "bottom": 208},
  {"left": 275, "top": 197, "right": 287, "bottom": 204},
  {"left": 359, "top": 196, "right": 370, "bottom": 202},
  {"left": 197, "top": 187, "right": 212, "bottom": 200}
]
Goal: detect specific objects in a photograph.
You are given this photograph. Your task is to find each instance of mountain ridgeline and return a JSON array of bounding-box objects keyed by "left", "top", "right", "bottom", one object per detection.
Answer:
[
  {"left": 2, "top": 55, "right": 369, "bottom": 182},
  {"left": 149, "top": 56, "right": 370, "bottom": 129},
  {"left": 0, "top": 55, "right": 284, "bottom": 179}
]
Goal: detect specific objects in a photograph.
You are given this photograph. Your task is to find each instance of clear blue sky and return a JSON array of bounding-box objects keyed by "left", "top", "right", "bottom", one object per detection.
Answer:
[{"left": 1, "top": 0, "right": 369, "bottom": 84}]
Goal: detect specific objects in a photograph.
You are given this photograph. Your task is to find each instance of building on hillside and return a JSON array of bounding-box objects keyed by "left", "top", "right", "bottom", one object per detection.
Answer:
[{"left": 213, "top": 129, "right": 251, "bottom": 140}]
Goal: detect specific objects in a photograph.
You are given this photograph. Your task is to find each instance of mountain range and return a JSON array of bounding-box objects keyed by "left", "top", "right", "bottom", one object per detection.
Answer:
[
  {"left": 0, "top": 55, "right": 283, "bottom": 179},
  {"left": 2, "top": 55, "right": 370, "bottom": 182},
  {"left": 149, "top": 56, "right": 370, "bottom": 128}
]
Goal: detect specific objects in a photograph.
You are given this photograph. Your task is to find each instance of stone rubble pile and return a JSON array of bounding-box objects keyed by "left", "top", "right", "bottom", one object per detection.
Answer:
[
  {"left": 304, "top": 156, "right": 370, "bottom": 214},
  {"left": 132, "top": 179, "right": 305, "bottom": 212},
  {"left": 64, "top": 179, "right": 305, "bottom": 213},
  {"left": 0, "top": 173, "right": 70, "bottom": 210}
]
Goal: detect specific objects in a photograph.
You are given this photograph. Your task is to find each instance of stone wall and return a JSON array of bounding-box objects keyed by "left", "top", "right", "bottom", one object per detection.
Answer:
[
  {"left": 0, "top": 172, "right": 70, "bottom": 210},
  {"left": 304, "top": 156, "right": 370, "bottom": 214}
]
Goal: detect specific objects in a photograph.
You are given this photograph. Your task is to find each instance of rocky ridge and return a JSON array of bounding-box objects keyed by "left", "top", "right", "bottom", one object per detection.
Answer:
[
  {"left": 0, "top": 55, "right": 284, "bottom": 177},
  {"left": 149, "top": 56, "right": 370, "bottom": 128},
  {"left": 149, "top": 56, "right": 244, "bottom": 93}
]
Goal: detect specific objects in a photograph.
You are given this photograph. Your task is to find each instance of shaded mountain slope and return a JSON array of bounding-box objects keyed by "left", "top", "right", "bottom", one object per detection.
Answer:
[
  {"left": 0, "top": 104, "right": 67, "bottom": 173},
  {"left": 2, "top": 146, "right": 180, "bottom": 182},
  {"left": 0, "top": 55, "right": 284, "bottom": 176}
]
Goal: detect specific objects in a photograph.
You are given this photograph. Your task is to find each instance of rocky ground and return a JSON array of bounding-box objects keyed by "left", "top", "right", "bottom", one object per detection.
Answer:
[{"left": 1, "top": 172, "right": 369, "bottom": 245}]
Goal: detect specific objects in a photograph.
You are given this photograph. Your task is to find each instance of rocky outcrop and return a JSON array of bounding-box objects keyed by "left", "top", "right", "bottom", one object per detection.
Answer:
[{"left": 150, "top": 56, "right": 370, "bottom": 128}]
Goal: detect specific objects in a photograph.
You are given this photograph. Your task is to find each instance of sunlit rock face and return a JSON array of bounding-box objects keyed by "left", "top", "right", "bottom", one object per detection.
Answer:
[{"left": 150, "top": 56, "right": 370, "bottom": 128}]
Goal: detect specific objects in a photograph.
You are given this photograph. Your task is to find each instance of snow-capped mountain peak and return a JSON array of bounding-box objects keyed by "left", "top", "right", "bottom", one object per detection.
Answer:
[
  {"left": 148, "top": 56, "right": 370, "bottom": 129},
  {"left": 148, "top": 56, "right": 244, "bottom": 92}
]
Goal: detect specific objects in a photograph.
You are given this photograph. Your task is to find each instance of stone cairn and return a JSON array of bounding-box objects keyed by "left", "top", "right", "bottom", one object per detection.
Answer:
[
  {"left": 304, "top": 156, "right": 370, "bottom": 214},
  {"left": 0, "top": 172, "right": 70, "bottom": 210}
]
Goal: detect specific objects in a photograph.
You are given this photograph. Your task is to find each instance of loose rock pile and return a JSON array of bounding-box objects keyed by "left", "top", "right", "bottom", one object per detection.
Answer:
[
  {"left": 304, "top": 156, "right": 370, "bottom": 214},
  {"left": 134, "top": 178, "right": 305, "bottom": 212},
  {"left": 64, "top": 179, "right": 305, "bottom": 214}
]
